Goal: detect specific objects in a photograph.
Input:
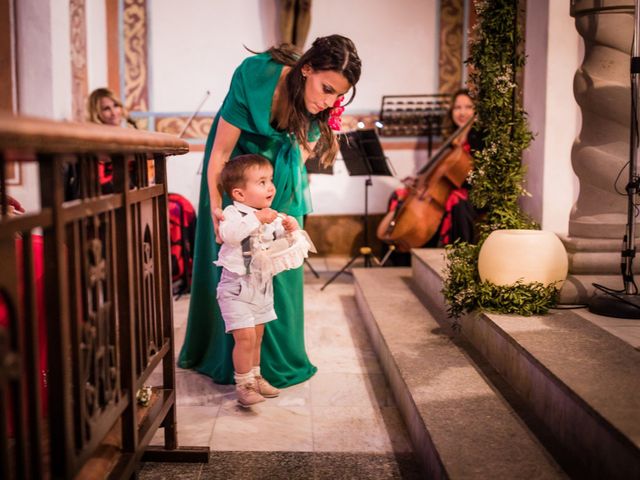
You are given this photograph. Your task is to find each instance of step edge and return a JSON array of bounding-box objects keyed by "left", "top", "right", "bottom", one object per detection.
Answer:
[
  {"left": 353, "top": 268, "right": 566, "bottom": 478},
  {"left": 410, "top": 257, "right": 640, "bottom": 478}
]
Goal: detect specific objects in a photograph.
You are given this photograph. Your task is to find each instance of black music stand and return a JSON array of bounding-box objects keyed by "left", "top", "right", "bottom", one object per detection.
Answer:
[{"left": 321, "top": 129, "right": 392, "bottom": 290}]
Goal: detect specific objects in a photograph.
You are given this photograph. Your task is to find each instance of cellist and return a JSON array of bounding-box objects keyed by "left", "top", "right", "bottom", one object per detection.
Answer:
[
  {"left": 439, "top": 88, "right": 482, "bottom": 245},
  {"left": 381, "top": 88, "right": 483, "bottom": 266}
]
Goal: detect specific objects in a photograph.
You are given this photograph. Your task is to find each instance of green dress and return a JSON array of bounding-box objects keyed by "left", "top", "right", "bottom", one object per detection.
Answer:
[{"left": 177, "top": 53, "right": 318, "bottom": 388}]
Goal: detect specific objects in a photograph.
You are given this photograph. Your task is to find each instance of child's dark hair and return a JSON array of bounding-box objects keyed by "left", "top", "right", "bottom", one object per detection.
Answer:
[{"left": 220, "top": 154, "right": 272, "bottom": 198}]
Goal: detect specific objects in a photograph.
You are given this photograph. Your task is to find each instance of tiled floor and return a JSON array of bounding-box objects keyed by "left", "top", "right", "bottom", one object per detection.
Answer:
[{"left": 140, "top": 256, "right": 422, "bottom": 479}]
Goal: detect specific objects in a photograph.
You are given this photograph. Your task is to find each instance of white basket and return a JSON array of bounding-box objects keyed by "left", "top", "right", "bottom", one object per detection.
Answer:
[
  {"left": 269, "top": 235, "right": 309, "bottom": 275},
  {"left": 252, "top": 231, "right": 314, "bottom": 277}
]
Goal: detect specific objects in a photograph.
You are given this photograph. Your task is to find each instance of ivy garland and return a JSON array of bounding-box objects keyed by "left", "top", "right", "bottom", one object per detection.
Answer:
[{"left": 442, "top": 0, "right": 560, "bottom": 318}]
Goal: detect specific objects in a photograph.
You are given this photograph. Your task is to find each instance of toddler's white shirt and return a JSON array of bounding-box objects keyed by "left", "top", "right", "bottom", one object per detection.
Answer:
[{"left": 215, "top": 201, "right": 285, "bottom": 275}]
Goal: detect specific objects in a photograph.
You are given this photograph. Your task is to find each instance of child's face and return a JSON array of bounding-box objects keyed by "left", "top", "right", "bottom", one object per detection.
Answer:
[{"left": 232, "top": 165, "right": 276, "bottom": 209}]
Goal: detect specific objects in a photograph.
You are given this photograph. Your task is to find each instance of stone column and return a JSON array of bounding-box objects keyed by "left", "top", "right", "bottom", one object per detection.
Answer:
[{"left": 562, "top": 0, "right": 636, "bottom": 303}]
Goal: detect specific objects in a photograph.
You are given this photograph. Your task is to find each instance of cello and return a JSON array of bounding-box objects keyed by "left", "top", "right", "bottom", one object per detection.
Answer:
[{"left": 376, "top": 117, "right": 475, "bottom": 252}]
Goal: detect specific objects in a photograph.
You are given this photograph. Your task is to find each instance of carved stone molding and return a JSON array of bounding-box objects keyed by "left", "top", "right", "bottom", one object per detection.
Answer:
[
  {"left": 155, "top": 116, "right": 213, "bottom": 139},
  {"left": 123, "top": 0, "right": 148, "bottom": 113},
  {"left": 70, "top": 0, "right": 88, "bottom": 122},
  {"left": 438, "top": 0, "right": 464, "bottom": 95},
  {"left": 570, "top": 1, "right": 634, "bottom": 238},
  {"left": 562, "top": 1, "right": 637, "bottom": 303}
]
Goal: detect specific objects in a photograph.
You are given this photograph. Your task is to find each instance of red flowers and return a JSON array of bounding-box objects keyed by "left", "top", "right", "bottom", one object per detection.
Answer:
[{"left": 328, "top": 96, "right": 345, "bottom": 131}]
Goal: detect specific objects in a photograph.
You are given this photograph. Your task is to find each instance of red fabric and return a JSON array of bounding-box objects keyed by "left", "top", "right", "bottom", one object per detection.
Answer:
[
  {"left": 15, "top": 236, "right": 47, "bottom": 390},
  {"left": 0, "top": 296, "right": 8, "bottom": 328},
  {"left": 388, "top": 187, "right": 409, "bottom": 212},
  {"left": 169, "top": 193, "right": 196, "bottom": 289},
  {"left": 98, "top": 161, "right": 113, "bottom": 186},
  {"left": 439, "top": 188, "right": 469, "bottom": 245},
  {"left": 438, "top": 138, "right": 472, "bottom": 245},
  {"left": 1, "top": 235, "right": 47, "bottom": 437},
  {"left": 0, "top": 298, "right": 10, "bottom": 436}
]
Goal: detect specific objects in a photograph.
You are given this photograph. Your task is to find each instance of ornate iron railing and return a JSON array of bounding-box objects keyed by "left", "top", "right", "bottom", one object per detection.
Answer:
[{"left": 0, "top": 114, "right": 208, "bottom": 479}]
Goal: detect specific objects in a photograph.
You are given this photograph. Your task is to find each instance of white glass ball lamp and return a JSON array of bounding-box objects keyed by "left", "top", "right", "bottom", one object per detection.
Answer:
[{"left": 478, "top": 230, "right": 569, "bottom": 288}]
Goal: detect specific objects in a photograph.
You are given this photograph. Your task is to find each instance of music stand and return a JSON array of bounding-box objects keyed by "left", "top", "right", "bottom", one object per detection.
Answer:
[{"left": 321, "top": 129, "right": 392, "bottom": 290}]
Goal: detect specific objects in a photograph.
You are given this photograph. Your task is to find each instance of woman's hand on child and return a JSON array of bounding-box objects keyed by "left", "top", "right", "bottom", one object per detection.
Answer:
[
  {"left": 282, "top": 215, "right": 299, "bottom": 232},
  {"left": 212, "top": 207, "right": 225, "bottom": 243},
  {"left": 254, "top": 208, "right": 278, "bottom": 224}
]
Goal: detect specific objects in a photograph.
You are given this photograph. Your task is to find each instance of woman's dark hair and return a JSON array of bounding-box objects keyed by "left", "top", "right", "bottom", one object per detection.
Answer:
[
  {"left": 266, "top": 35, "right": 362, "bottom": 167},
  {"left": 443, "top": 88, "right": 473, "bottom": 136}
]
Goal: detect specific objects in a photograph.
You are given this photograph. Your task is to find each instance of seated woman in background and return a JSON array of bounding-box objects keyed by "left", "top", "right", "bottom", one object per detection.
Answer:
[
  {"left": 87, "top": 87, "right": 138, "bottom": 128},
  {"left": 438, "top": 88, "right": 482, "bottom": 246},
  {"left": 66, "top": 88, "right": 138, "bottom": 199},
  {"left": 382, "top": 88, "right": 482, "bottom": 266}
]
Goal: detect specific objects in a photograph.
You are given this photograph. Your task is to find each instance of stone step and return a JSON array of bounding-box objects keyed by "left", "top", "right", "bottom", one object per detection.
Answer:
[
  {"left": 412, "top": 248, "right": 640, "bottom": 479},
  {"left": 353, "top": 267, "right": 566, "bottom": 479}
]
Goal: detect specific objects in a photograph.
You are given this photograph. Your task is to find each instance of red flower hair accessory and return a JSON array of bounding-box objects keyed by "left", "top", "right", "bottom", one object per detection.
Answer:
[{"left": 328, "top": 95, "right": 345, "bottom": 131}]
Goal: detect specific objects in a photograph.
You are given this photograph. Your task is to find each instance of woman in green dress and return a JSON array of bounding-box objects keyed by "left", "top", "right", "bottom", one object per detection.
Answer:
[{"left": 178, "top": 35, "right": 362, "bottom": 388}]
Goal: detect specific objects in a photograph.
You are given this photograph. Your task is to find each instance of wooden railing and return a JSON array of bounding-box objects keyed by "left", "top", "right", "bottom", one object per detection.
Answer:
[{"left": 0, "top": 114, "right": 208, "bottom": 479}]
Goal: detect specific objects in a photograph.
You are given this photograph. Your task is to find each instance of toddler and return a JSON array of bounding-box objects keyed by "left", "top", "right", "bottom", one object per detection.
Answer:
[{"left": 215, "top": 153, "right": 312, "bottom": 407}]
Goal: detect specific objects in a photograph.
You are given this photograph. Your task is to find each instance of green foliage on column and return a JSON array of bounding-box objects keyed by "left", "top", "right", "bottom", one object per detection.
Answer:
[
  {"left": 442, "top": 0, "right": 558, "bottom": 319},
  {"left": 468, "top": 0, "right": 534, "bottom": 235}
]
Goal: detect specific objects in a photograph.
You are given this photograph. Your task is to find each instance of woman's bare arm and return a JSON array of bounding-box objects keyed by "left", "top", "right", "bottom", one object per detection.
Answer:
[{"left": 207, "top": 117, "right": 241, "bottom": 240}]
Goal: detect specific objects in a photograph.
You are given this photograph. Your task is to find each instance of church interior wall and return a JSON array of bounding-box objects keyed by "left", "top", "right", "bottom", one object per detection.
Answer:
[
  {"left": 541, "top": 1, "right": 581, "bottom": 235},
  {"left": 146, "top": 0, "right": 437, "bottom": 215},
  {"left": 7, "top": 0, "right": 582, "bottom": 243},
  {"left": 523, "top": 0, "right": 582, "bottom": 237},
  {"left": 86, "top": 0, "right": 108, "bottom": 91}
]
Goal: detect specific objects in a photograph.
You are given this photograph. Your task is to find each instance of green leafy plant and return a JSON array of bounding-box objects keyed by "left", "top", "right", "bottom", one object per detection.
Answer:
[{"left": 442, "top": 0, "right": 559, "bottom": 318}]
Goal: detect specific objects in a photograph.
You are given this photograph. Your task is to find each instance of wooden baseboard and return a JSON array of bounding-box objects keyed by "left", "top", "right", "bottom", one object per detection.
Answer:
[{"left": 304, "top": 214, "right": 386, "bottom": 256}]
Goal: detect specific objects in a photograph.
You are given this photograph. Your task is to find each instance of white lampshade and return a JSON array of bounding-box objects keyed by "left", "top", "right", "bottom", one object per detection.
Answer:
[{"left": 478, "top": 230, "right": 568, "bottom": 287}]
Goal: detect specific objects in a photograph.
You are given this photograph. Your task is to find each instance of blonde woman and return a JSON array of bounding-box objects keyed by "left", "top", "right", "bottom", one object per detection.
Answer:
[
  {"left": 87, "top": 88, "right": 137, "bottom": 128},
  {"left": 65, "top": 88, "right": 138, "bottom": 199}
]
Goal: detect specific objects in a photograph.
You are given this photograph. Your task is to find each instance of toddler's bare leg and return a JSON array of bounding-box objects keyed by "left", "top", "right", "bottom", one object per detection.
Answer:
[
  {"left": 251, "top": 324, "right": 279, "bottom": 397},
  {"left": 232, "top": 327, "right": 265, "bottom": 406},
  {"left": 232, "top": 327, "right": 256, "bottom": 374},
  {"left": 253, "top": 324, "right": 265, "bottom": 367}
]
